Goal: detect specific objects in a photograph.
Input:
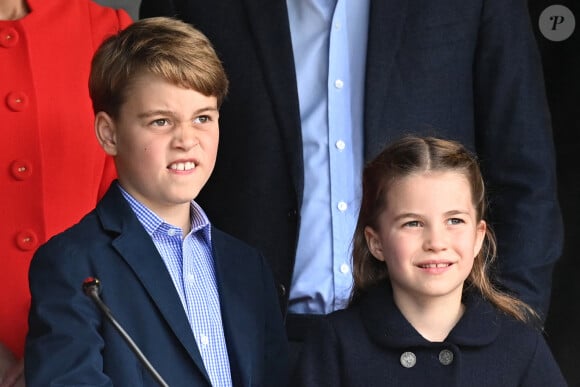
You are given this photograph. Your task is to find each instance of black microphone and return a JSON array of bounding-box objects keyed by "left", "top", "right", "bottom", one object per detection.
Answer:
[{"left": 82, "top": 277, "right": 170, "bottom": 387}]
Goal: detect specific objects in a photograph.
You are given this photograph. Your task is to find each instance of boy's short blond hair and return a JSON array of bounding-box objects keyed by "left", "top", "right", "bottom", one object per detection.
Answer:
[{"left": 89, "top": 17, "right": 229, "bottom": 118}]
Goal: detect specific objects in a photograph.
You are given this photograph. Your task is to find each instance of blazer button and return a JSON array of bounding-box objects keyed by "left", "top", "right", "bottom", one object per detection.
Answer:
[
  {"left": 15, "top": 229, "right": 39, "bottom": 251},
  {"left": 6, "top": 91, "right": 29, "bottom": 112},
  {"left": 10, "top": 159, "right": 33, "bottom": 180},
  {"left": 278, "top": 284, "right": 286, "bottom": 297},
  {"left": 438, "top": 349, "right": 454, "bottom": 365},
  {"left": 400, "top": 351, "right": 416, "bottom": 368},
  {"left": 0, "top": 27, "right": 19, "bottom": 48}
]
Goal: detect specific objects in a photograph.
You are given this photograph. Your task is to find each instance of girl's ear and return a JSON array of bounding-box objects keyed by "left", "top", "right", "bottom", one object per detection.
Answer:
[
  {"left": 473, "top": 220, "right": 487, "bottom": 258},
  {"left": 95, "top": 111, "right": 118, "bottom": 156},
  {"left": 364, "top": 226, "right": 386, "bottom": 262}
]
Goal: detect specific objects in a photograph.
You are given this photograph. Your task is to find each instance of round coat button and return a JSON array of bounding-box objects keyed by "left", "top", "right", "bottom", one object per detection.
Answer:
[
  {"left": 278, "top": 284, "right": 286, "bottom": 297},
  {"left": 10, "top": 160, "right": 33, "bottom": 180},
  {"left": 0, "top": 27, "right": 19, "bottom": 48},
  {"left": 15, "top": 230, "right": 39, "bottom": 251},
  {"left": 439, "top": 349, "right": 454, "bottom": 365},
  {"left": 400, "top": 351, "right": 416, "bottom": 368},
  {"left": 6, "top": 91, "right": 29, "bottom": 112}
]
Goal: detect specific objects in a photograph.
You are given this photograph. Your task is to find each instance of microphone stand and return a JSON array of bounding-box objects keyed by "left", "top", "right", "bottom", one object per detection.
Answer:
[{"left": 83, "top": 277, "right": 170, "bottom": 387}]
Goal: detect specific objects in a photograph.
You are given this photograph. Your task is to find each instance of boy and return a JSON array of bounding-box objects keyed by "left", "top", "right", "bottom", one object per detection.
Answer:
[{"left": 25, "top": 17, "right": 288, "bottom": 387}]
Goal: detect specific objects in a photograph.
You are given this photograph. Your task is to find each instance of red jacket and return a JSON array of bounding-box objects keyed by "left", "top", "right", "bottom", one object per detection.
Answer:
[{"left": 0, "top": 0, "right": 131, "bottom": 358}]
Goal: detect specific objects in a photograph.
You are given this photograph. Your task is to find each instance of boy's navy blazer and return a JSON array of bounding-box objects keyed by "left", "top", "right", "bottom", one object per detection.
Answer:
[{"left": 25, "top": 183, "right": 288, "bottom": 387}]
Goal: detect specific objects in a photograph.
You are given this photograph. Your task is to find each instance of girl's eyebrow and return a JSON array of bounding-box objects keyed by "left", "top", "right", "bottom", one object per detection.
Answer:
[{"left": 392, "top": 209, "right": 471, "bottom": 221}]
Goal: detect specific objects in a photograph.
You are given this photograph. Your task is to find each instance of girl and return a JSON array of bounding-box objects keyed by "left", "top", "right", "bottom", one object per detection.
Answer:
[{"left": 293, "top": 136, "right": 566, "bottom": 386}]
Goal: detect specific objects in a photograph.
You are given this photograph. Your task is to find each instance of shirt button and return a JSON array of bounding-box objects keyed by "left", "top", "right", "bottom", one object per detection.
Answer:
[
  {"left": 335, "top": 140, "right": 346, "bottom": 150},
  {"left": 400, "top": 351, "right": 416, "bottom": 368},
  {"left": 0, "top": 27, "right": 19, "bottom": 48},
  {"left": 339, "top": 263, "right": 350, "bottom": 274},
  {"left": 15, "top": 230, "right": 39, "bottom": 251},
  {"left": 334, "top": 22, "right": 342, "bottom": 30},
  {"left": 334, "top": 79, "right": 344, "bottom": 89},
  {"left": 439, "top": 349, "right": 454, "bottom": 365},
  {"left": 6, "top": 91, "right": 29, "bottom": 112},
  {"left": 200, "top": 334, "right": 209, "bottom": 346},
  {"left": 10, "top": 159, "right": 33, "bottom": 180},
  {"left": 167, "top": 228, "right": 177, "bottom": 236},
  {"left": 337, "top": 201, "right": 347, "bottom": 212}
]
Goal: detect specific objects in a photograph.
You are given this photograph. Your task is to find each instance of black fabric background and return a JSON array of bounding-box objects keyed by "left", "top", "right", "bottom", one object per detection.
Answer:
[{"left": 529, "top": 2, "right": 580, "bottom": 385}]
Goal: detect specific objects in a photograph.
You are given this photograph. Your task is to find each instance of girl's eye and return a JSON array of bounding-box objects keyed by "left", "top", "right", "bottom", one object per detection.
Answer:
[
  {"left": 403, "top": 220, "right": 421, "bottom": 228},
  {"left": 448, "top": 218, "right": 465, "bottom": 225}
]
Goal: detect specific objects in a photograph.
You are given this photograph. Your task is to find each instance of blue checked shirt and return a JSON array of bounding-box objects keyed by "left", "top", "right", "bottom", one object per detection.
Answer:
[{"left": 119, "top": 184, "right": 232, "bottom": 387}]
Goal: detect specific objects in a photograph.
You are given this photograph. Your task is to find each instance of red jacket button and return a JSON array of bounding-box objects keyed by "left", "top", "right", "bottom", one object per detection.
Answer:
[
  {"left": 5, "top": 92, "right": 29, "bottom": 112},
  {"left": 15, "top": 230, "right": 39, "bottom": 251},
  {"left": 10, "top": 160, "right": 33, "bottom": 180},
  {"left": 0, "top": 27, "right": 19, "bottom": 48}
]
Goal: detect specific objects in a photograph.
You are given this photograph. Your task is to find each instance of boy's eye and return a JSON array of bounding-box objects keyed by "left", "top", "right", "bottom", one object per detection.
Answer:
[
  {"left": 151, "top": 118, "right": 169, "bottom": 126},
  {"left": 194, "top": 115, "right": 210, "bottom": 124},
  {"left": 447, "top": 218, "right": 465, "bottom": 225}
]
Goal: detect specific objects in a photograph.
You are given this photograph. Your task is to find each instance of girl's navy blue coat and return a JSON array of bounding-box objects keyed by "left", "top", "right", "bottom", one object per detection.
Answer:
[{"left": 293, "top": 283, "right": 566, "bottom": 387}]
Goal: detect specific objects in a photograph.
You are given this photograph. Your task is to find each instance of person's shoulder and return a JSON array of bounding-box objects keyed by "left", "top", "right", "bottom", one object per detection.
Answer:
[
  {"left": 35, "top": 208, "right": 102, "bottom": 256},
  {"left": 83, "top": 0, "right": 133, "bottom": 31}
]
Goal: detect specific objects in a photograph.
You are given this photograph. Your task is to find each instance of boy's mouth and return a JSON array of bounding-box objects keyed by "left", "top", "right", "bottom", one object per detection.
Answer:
[{"left": 169, "top": 161, "right": 196, "bottom": 171}]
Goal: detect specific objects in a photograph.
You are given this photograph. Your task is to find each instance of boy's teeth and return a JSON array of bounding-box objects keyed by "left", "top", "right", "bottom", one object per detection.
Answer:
[{"left": 170, "top": 161, "right": 196, "bottom": 171}]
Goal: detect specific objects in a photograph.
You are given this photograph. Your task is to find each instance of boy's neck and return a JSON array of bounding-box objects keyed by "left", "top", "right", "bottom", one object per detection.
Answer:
[
  {"left": 0, "top": 0, "right": 29, "bottom": 20},
  {"left": 392, "top": 288, "right": 465, "bottom": 342},
  {"left": 156, "top": 203, "right": 192, "bottom": 237}
]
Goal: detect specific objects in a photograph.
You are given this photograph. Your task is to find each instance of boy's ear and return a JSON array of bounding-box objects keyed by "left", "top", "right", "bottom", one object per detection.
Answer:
[
  {"left": 364, "top": 226, "right": 385, "bottom": 262},
  {"left": 95, "top": 111, "right": 118, "bottom": 156}
]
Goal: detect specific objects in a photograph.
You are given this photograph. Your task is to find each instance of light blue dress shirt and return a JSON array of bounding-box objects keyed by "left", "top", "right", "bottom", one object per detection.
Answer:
[
  {"left": 119, "top": 185, "right": 233, "bottom": 387},
  {"left": 287, "top": 0, "right": 370, "bottom": 314}
]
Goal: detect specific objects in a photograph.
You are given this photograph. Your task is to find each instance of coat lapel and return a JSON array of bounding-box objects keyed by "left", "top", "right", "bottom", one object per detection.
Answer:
[
  {"left": 97, "top": 185, "right": 212, "bottom": 384},
  {"left": 241, "top": 0, "right": 304, "bottom": 204},
  {"left": 364, "top": 0, "right": 409, "bottom": 159}
]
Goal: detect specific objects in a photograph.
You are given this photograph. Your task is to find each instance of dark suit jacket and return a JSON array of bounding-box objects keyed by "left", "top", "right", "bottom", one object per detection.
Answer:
[
  {"left": 292, "top": 283, "right": 567, "bottom": 387},
  {"left": 141, "top": 0, "right": 563, "bottom": 318},
  {"left": 25, "top": 183, "right": 288, "bottom": 387}
]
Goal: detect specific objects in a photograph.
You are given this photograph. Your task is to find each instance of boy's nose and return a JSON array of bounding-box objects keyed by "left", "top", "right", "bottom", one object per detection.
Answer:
[{"left": 173, "top": 125, "right": 199, "bottom": 149}]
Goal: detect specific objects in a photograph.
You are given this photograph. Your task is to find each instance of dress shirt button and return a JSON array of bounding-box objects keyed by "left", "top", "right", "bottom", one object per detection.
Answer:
[
  {"left": 167, "top": 228, "right": 177, "bottom": 237},
  {"left": 15, "top": 230, "right": 39, "bottom": 251},
  {"left": 438, "top": 349, "right": 454, "bottom": 365},
  {"left": 334, "top": 22, "right": 342, "bottom": 30},
  {"left": 337, "top": 201, "right": 347, "bottom": 212},
  {"left": 334, "top": 79, "right": 344, "bottom": 89},
  {"left": 6, "top": 91, "right": 29, "bottom": 112},
  {"left": 200, "top": 334, "right": 209, "bottom": 346},
  {"left": 400, "top": 351, "right": 416, "bottom": 368},
  {"left": 339, "top": 263, "right": 350, "bottom": 274},
  {"left": 10, "top": 159, "right": 33, "bottom": 180},
  {"left": 335, "top": 140, "right": 346, "bottom": 150},
  {"left": 0, "top": 27, "right": 19, "bottom": 48}
]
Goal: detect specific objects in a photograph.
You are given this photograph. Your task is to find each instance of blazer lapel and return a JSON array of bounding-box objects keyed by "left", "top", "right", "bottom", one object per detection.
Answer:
[
  {"left": 211, "top": 230, "right": 257, "bottom": 387},
  {"left": 97, "top": 186, "right": 212, "bottom": 384},
  {"left": 241, "top": 0, "right": 304, "bottom": 203},
  {"left": 364, "top": 0, "right": 409, "bottom": 159}
]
